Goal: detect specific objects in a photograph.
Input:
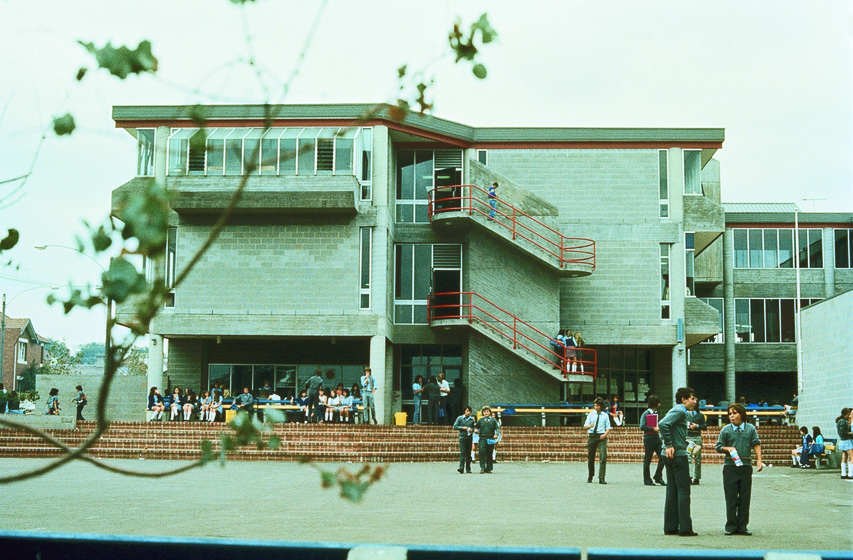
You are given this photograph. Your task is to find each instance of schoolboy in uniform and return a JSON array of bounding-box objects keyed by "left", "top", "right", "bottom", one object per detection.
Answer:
[
  {"left": 659, "top": 387, "right": 699, "bottom": 536},
  {"left": 715, "top": 403, "right": 762, "bottom": 536}
]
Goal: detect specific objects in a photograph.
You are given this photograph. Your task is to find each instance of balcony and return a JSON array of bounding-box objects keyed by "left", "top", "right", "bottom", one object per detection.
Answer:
[{"left": 112, "top": 176, "right": 359, "bottom": 215}]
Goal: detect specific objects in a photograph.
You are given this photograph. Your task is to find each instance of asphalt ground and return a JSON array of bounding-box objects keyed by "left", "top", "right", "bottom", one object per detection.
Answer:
[{"left": 0, "top": 458, "right": 850, "bottom": 552}]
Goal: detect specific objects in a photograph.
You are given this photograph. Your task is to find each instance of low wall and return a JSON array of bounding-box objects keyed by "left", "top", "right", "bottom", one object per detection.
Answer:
[{"left": 35, "top": 374, "right": 147, "bottom": 422}]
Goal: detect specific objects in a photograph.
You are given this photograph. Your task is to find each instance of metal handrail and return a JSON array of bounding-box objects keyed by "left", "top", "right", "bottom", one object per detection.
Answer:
[
  {"left": 427, "top": 184, "right": 595, "bottom": 271},
  {"left": 427, "top": 291, "right": 597, "bottom": 379}
]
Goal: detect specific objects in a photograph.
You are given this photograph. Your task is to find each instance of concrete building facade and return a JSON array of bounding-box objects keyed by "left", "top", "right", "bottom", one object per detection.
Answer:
[{"left": 108, "top": 104, "right": 846, "bottom": 424}]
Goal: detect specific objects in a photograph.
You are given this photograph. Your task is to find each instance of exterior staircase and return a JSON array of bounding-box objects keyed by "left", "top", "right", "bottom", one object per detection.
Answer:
[{"left": 428, "top": 184, "right": 594, "bottom": 277}]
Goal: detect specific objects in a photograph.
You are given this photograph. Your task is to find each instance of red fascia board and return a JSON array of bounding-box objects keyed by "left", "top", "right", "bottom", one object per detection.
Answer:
[
  {"left": 472, "top": 141, "right": 723, "bottom": 150},
  {"left": 728, "top": 223, "right": 852, "bottom": 228}
]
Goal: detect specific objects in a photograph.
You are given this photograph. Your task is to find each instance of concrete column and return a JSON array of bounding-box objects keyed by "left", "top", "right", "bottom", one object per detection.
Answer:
[
  {"left": 668, "top": 148, "right": 687, "bottom": 390},
  {"left": 723, "top": 228, "right": 736, "bottom": 403},
  {"left": 369, "top": 335, "right": 390, "bottom": 423},
  {"left": 148, "top": 335, "right": 164, "bottom": 392},
  {"left": 155, "top": 126, "right": 168, "bottom": 186},
  {"left": 370, "top": 125, "right": 391, "bottom": 424},
  {"left": 822, "top": 227, "right": 835, "bottom": 298}
]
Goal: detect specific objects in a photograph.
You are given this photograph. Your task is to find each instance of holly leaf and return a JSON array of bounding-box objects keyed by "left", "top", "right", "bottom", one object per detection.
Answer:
[
  {"left": 79, "top": 40, "right": 158, "bottom": 79},
  {"left": 53, "top": 114, "right": 76, "bottom": 136},
  {"left": 0, "top": 229, "right": 19, "bottom": 252}
]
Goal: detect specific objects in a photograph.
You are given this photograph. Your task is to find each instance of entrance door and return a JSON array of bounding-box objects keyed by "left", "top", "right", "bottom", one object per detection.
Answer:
[
  {"left": 433, "top": 167, "right": 462, "bottom": 213},
  {"left": 432, "top": 269, "right": 461, "bottom": 319}
]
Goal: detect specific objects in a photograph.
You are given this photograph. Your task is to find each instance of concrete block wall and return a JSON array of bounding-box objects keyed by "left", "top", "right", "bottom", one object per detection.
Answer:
[
  {"left": 799, "top": 289, "right": 853, "bottom": 437},
  {"left": 35, "top": 374, "right": 146, "bottom": 422},
  {"left": 467, "top": 334, "right": 560, "bottom": 408},
  {"left": 165, "top": 339, "right": 203, "bottom": 390},
  {"left": 175, "top": 214, "right": 362, "bottom": 315}
]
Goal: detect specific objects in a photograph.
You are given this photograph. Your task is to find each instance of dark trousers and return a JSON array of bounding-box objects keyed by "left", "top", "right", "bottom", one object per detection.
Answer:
[
  {"left": 799, "top": 448, "right": 811, "bottom": 466},
  {"left": 643, "top": 436, "right": 665, "bottom": 483},
  {"left": 76, "top": 404, "right": 86, "bottom": 422},
  {"left": 459, "top": 436, "right": 473, "bottom": 471},
  {"left": 664, "top": 455, "right": 693, "bottom": 534},
  {"left": 439, "top": 396, "right": 449, "bottom": 424},
  {"left": 587, "top": 434, "right": 607, "bottom": 480},
  {"left": 479, "top": 438, "right": 494, "bottom": 472},
  {"left": 723, "top": 464, "right": 753, "bottom": 533},
  {"left": 426, "top": 399, "right": 439, "bottom": 425},
  {"left": 307, "top": 391, "right": 320, "bottom": 423}
]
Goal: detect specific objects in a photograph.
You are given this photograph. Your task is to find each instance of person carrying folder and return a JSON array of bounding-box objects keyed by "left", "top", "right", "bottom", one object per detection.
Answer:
[{"left": 640, "top": 394, "right": 666, "bottom": 486}]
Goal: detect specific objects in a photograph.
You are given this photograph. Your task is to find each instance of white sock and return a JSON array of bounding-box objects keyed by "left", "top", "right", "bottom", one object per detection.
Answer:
[
  {"left": 842, "top": 463, "right": 847, "bottom": 477},
  {"left": 156, "top": 411, "right": 163, "bottom": 420}
]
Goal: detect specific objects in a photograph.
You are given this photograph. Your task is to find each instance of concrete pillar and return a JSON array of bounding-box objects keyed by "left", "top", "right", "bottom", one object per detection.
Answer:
[
  {"left": 668, "top": 148, "right": 687, "bottom": 390},
  {"left": 369, "top": 334, "right": 390, "bottom": 423},
  {"left": 148, "top": 335, "right": 164, "bottom": 392},
  {"left": 155, "top": 126, "right": 168, "bottom": 186},
  {"left": 822, "top": 227, "right": 835, "bottom": 298},
  {"left": 723, "top": 228, "right": 736, "bottom": 403}
]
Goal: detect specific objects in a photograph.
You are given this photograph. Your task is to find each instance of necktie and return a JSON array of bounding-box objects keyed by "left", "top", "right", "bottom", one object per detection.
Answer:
[{"left": 593, "top": 412, "right": 600, "bottom": 433}]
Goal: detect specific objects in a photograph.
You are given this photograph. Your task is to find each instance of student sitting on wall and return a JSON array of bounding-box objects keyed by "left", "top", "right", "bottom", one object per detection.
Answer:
[{"left": 338, "top": 388, "right": 354, "bottom": 423}]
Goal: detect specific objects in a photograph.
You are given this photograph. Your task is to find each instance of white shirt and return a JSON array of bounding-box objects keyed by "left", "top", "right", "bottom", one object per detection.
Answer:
[{"left": 439, "top": 380, "right": 451, "bottom": 396}]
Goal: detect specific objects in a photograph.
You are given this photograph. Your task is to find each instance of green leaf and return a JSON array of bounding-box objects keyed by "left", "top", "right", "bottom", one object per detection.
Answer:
[
  {"left": 339, "top": 480, "right": 370, "bottom": 503},
  {"left": 397, "top": 65, "right": 407, "bottom": 79},
  {"left": 0, "top": 229, "right": 19, "bottom": 252},
  {"left": 115, "top": 183, "right": 169, "bottom": 255},
  {"left": 188, "top": 105, "right": 209, "bottom": 127},
  {"left": 76, "top": 67, "right": 88, "bottom": 81},
  {"left": 79, "top": 40, "right": 158, "bottom": 79},
  {"left": 200, "top": 440, "right": 216, "bottom": 464},
  {"left": 53, "top": 114, "right": 76, "bottom": 136},
  {"left": 320, "top": 471, "right": 336, "bottom": 489},
  {"left": 472, "top": 63, "right": 487, "bottom": 79},
  {"left": 473, "top": 13, "right": 497, "bottom": 43},
  {"left": 101, "top": 258, "right": 147, "bottom": 303},
  {"left": 268, "top": 435, "right": 281, "bottom": 450},
  {"left": 263, "top": 407, "right": 286, "bottom": 425},
  {"left": 91, "top": 225, "right": 113, "bottom": 252}
]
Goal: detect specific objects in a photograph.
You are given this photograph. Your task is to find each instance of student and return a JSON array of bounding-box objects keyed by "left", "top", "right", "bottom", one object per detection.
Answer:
[
  {"left": 72, "top": 385, "right": 88, "bottom": 422},
  {"left": 474, "top": 406, "right": 499, "bottom": 473},
  {"left": 209, "top": 390, "right": 223, "bottom": 423},
  {"left": 836, "top": 407, "right": 853, "bottom": 480},
  {"left": 640, "top": 395, "right": 666, "bottom": 486},
  {"left": 715, "top": 403, "right": 763, "bottom": 536},
  {"left": 791, "top": 426, "right": 812, "bottom": 468},
  {"left": 809, "top": 426, "right": 825, "bottom": 463},
  {"left": 487, "top": 182, "right": 498, "bottom": 220},
  {"left": 659, "top": 387, "right": 699, "bottom": 536},
  {"left": 583, "top": 397, "right": 611, "bottom": 484},
  {"left": 687, "top": 406, "right": 707, "bottom": 484},
  {"left": 412, "top": 375, "right": 424, "bottom": 424},
  {"left": 199, "top": 390, "right": 212, "bottom": 421},
  {"left": 148, "top": 387, "right": 165, "bottom": 421},
  {"left": 361, "top": 367, "right": 378, "bottom": 425},
  {"left": 338, "top": 388, "right": 354, "bottom": 423},
  {"left": 296, "top": 390, "right": 310, "bottom": 423},
  {"left": 45, "top": 388, "right": 60, "bottom": 415},
  {"left": 169, "top": 386, "right": 183, "bottom": 421},
  {"left": 453, "top": 406, "right": 476, "bottom": 474}
]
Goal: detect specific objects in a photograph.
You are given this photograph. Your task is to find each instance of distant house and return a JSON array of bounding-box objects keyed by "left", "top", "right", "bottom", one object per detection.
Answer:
[{"left": 1, "top": 317, "right": 46, "bottom": 391}]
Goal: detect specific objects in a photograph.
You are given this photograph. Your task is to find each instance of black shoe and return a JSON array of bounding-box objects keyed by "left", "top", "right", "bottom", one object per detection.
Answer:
[
  {"left": 691, "top": 479, "right": 699, "bottom": 485},
  {"left": 466, "top": 470, "right": 471, "bottom": 474},
  {"left": 740, "top": 530, "right": 752, "bottom": 536},
  {"left": 678, "top": 531, "right": 699, "bottom": 537},
  {"left": 457, "top": 468, "right": 464, "bottom": 474},
  {"left": 655, "top": 479, "right": 666, "bottom": 486},
  {"left": 587, "top": 477, "right": 593, "bottom": 483},
  {"left": 644, "top": 482, "right": 655, "bottom": 486},
  {"left": 480, "top": 470, "right": 486, "bottom": 474},
  {"left": 599, "top": 479, "right": 607, "bottom": 485},
  {"left": 664, "top": 531, "right": 678, "bottom": 536}
]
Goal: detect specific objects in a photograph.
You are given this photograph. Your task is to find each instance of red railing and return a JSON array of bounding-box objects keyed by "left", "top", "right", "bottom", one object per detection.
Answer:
[
  {"left": 427, "top": 184, "right": 595, "bottom": 271},
  {"left": 427, "top": 291, "right": 597, "bottom": 379}
]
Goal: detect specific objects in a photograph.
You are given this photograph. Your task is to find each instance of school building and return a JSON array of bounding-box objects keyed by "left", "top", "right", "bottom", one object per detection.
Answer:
[{"left": 110, "top": 104, "right": 853, "bottom": 424}]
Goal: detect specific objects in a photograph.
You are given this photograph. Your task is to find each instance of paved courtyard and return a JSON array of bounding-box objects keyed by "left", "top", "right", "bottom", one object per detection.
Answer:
[{"left": 0, "top": 458, "right": 850, "bottom": 552}]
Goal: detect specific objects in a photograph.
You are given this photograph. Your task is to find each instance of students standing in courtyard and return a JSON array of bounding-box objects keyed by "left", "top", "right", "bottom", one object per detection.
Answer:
[
  {"left": 453, "top": 406, "right": 475, "bottom": 473},
  {"left": 836, "top": 407, "right": 853, "bottom": 480},
  {"left": 474, "top": 406, "right": 499, "bottom": 473},
  {"left": 659, "top": 387, "right": 698, "bottom": 536},
  {"left": 715, "top": 403, "right": 762, "bottom": 536},
  {"left": 583, "top": 397, "right": 611, "bottom": 484},
  {"left": 361, "top": 367, "right": 378, "bottom": 424},
  {"left": 640, "top": 395, "right": 665, "bottom": 486}
]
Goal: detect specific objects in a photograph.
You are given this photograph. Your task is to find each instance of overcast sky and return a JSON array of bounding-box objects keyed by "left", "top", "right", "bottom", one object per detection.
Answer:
[{"left": 1, "top": 0, "right": 851, "bottom": 348}]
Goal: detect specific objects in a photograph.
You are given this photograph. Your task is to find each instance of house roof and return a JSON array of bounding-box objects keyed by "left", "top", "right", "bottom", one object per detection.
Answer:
[
  {"left": 112, "top": 103, "right": 725, "bottom": 146},
  {"left": 2, "top": 317, "right": 42, "bottom": 343}
]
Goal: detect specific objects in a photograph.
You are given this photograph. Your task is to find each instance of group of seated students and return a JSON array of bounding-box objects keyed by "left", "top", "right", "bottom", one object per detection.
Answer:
[
  {"left": 791, "top": 425, "right": 825, "bottom": 468},
  {"left": 147, "top": 381, "right": 363, "bottom": 423}
]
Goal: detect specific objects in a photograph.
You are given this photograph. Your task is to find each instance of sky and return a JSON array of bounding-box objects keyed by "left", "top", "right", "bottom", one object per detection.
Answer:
[{"left": 1, "top": 0, "right": 851, "bottom": 348}]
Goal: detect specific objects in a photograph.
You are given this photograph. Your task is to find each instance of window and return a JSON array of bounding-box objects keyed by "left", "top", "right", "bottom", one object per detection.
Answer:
[
  {"left": 394, "top": 244, "right": 462, "bottom": 324},
  {"left": 356, "top": 128, "right": 372, "bottom": 200},
  {"left": 165, "top": 227, "right": 177, "bottom": 308},
  {"left": 734, "top": 298, "right": 821, "bottom": 343},
  {"left": 399, "top": 345, "right": 462, "bottom": 400},
  {"left": 477, "top": 150, "right": 488, "bottom": 165},
  {"left": 683, "top": 150, "right": 701, "bottom": 194},
  {"left": 658, "top": 150, "right": 668, "bottom": 218},
  {"left": 733, "top": 228, "right": 822, "bottom": 269},
  {"left": 136, "top": 129, "right": 155, "bottom": 176},
  {"left": 17, "top": 341, "right": 27, "bottom": 363},
  {"left": 359, "top": 227, "right": 372, "bottom": 310},
  {"left": 660, "top": 244, "right": 670, "bottom": 319},
  {"left": 699, "top": 298, "right": 724, "bottom": 343},
  {"left": 836, "top": 229, "right": 853, "bottom": 268},
  {"left": 396, "top": 150, "right": 433, "bottom": 223},
  {"left": 685, "top": 232, "right": 695, "bottom": 297}
]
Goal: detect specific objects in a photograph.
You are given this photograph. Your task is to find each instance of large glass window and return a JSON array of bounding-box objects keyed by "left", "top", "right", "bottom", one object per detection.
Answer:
[
  {"left": 136, "top": 129, "right": 155, "bottom": 176},
  {"left": 733, "top": 228, "right": 823, "bottom": 269},
  {"left": 396, "top": 150, "right": 464, "bottom": 223},
  {"left": 683, "top": 150, "right": 701, "bottom": 194},
  {"left": 208, "top": 364, "right": 353, "bottom": 401},
  {"left": 165, "top": 227, "right": 177, "bottom": 308},
  {"left": 735, "top": 298, "right": 821, "bottom": 343},
  {"left": 359, "top": 227, "right": 372, "bottom": 310},
  {"left": 398, "top": 345, "right": 463, "bottom": 400},
  {"left": 658, "top": 150, "right": 668, "bottom": 218},
  {"left": 660, "top": 244, "right": 670, "bottom": 319},
  {"left": 836, "top": 229, "right": 852, "bottom": 268},
  {"left": 394, "top": 244, "right": 462, "bottom": 324},
  {"left": 685, "top": 233, "right": 695, "bottom": 297}
]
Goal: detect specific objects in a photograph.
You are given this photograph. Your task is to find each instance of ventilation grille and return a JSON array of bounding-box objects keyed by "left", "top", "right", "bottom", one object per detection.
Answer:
[
  {"left": 434, "top": 150, "right": 463, "bottom": 168},
  {"left": 433, "top": 244, "right": 462, "bottom": 268}
]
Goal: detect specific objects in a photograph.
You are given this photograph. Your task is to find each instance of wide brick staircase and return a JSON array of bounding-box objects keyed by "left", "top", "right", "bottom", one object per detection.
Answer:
[{"left": 0, "top": 421, "right": 800, "bottom": 465}]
